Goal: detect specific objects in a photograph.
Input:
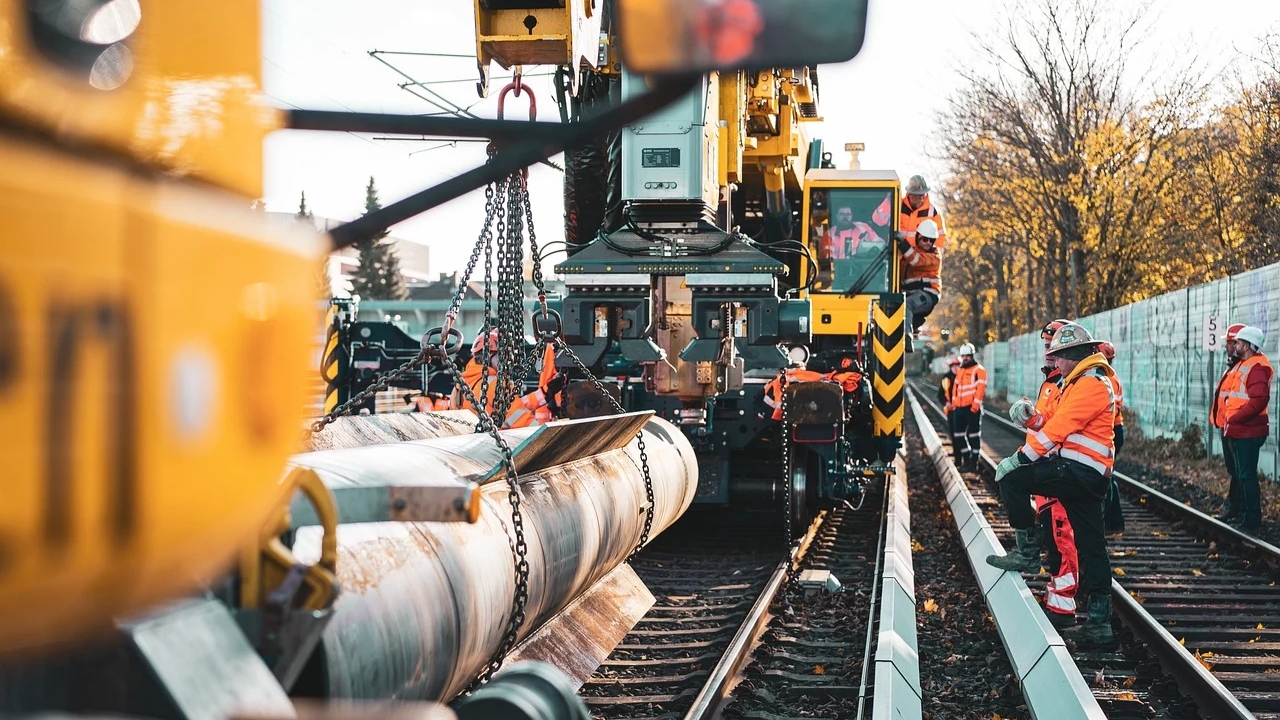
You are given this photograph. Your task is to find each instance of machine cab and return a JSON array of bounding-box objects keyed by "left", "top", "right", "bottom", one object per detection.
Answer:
[{"left": 801, "top": 169, "right": 901, "bottom": 296}]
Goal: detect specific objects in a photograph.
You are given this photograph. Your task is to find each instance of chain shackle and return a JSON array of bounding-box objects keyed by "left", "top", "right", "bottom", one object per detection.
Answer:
[
  {"left": 531, "top": 307, "right": 563, "bottom": 342},
  {"left": 422, "top": 326, "right": 464, "bottom": 356},
  {"left": 496, "top": 79, "right": 537, "bottom": 121}
]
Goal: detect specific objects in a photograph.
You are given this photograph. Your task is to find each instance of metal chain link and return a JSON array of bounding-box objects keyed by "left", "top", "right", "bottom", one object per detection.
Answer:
[{"left": 309, "top": 350, "right": 429, "bottom": 434}]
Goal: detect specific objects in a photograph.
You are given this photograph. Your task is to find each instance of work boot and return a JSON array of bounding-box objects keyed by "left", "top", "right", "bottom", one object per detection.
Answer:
[
  {"left": 1063, "top": 594, "right": 1113, "bottom": 645},
  {"left": 986, "top": 528, "right": 1043, "bottom": 572}
]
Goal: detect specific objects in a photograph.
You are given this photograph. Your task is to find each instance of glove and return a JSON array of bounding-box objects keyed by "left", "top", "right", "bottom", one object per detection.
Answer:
[
  {"left": 994, "top": 453, "right": 1026, "bottom": 482},
  {"left": 1009, "top": 398, "right": 1036, "bottom": 428},
  {"left": 543, "top": 372, "right": 567, "bottom": 397},
  {"left": 542, "top": 372, "right": 567, "bottom": 414},
  {"left": 970, "top": 402, "right": 982, "bottom": 414}
]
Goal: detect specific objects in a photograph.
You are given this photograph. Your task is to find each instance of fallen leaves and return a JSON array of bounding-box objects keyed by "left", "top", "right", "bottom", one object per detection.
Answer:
[
  {"left": 924, "top": 598, "right": 939, "bottom": 613},
  {"left": 1194, "top": 651, "right": 1214, "bottom": 671}
]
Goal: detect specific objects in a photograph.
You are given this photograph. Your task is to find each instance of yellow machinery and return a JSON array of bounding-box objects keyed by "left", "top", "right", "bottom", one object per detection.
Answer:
[
  {"left": 800, "top": 167, "right": 906, "bottom": 441},
  {"left": 0, "top": 0, "right": 323, "bottom": 658},
  {"left": 1, "top": 0, "right": 871, "bottom": 717}
]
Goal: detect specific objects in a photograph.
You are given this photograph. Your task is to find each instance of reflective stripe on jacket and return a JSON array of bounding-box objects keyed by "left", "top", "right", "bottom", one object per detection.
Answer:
[
  {"left": 1210, "top": 359, "right": 1240, "bottom": 428},
  {"left": 763, "top": 368, "right": 828, "bottom": 420},
  {"left": 1020, "top": 354, "right": 1117, "bottom": 476},
  {"left": 1221, "top": 353, "right": 1272, "bottom": 438},
  {"left": 451, "top": 359, "right": 549, "bottom": 429},
  {"left": 898, "top": 197, "right": 947, "bottom": 248},
  {"left": 900, "top": 243, "right": 942, "bottom": 296},
  {"left": 950, "top": 364, "right": 987, "bottom": 408}
]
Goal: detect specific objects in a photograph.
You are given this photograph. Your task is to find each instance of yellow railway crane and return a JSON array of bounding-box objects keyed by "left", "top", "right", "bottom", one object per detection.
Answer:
[{"left": 2, "top": 1, "right": 869, "bottom": 717}]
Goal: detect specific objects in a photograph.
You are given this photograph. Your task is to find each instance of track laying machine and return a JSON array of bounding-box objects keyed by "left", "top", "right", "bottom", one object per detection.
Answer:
[
  {"left": 329, "top": 0, "right": 905, "bottom": 536},
  {"left": 0, "top": 1, "right": 873, "bottom": 720}
]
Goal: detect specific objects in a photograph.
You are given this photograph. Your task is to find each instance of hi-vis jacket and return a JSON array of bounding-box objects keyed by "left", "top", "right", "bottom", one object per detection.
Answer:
[
  {"left": 1018, "top": 353, "right": 1118, "bottom": 476},
  {"left": 1215, "top": 353, "right": 1273, "bottom": 439},
  {"left": 763, "top": 368, "right": 828, "bottom": 421},
  {"left": 1210, "top": 358, "right": 1240, "bottom": 429},
  {"left": 950, "top": 363, "right": 987, "bottom": 410},
  {"left": 900, "top": 243, "right": 942, "bottom": 296},
  {"left": 899, "top": 196, "right": 947, "bottom": 246},
  {"left": 447, "top": 345, "right": 559, "bottom": 428}
]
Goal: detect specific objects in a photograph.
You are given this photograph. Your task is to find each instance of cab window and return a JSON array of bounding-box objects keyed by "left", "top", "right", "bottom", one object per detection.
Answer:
[{"left": 809, "top": 188, "right": 894, "bottom": 294}]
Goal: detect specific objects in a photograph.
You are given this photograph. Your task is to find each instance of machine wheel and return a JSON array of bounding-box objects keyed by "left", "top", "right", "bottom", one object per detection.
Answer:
[{"left": 785, "top": 446, "right": 814, "bottom": 539}]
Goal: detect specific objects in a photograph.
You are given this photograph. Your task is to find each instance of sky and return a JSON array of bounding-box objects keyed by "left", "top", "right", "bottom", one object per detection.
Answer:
[{"left": 261, "top": 0, "right": 1280, "bottom": 276}]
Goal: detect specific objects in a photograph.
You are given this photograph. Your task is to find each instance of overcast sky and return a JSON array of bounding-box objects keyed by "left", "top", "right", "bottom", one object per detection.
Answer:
[{"left": 262, "top": 0, "right": 1280, "bottom": 276}]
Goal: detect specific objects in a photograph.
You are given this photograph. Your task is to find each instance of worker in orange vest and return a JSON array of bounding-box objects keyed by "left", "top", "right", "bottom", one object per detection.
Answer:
[
  {"left": 948, "top": 343, "right": 987, "bottom": 472},
  {"left": 1215, "top": 325, "right": 1271, "bottom": 531},
  {"left": 899, "top": 175, "right": 947, "bottom": 247},
  {"left": 1210, "top": 323, "right": 1247, "bottom": 521},
  {"left": 762, "top": 363, "right": 829, "bottom": 421},
  {"left": 1009, "top": 318, "right": 1077, "bottom": 627},
  {"left": 821, "top": 205, "right": 885, "bottom": 259},
  {"left": 449, "top": 329, "right": 566, "bottom": 428},
  {"left": 900, "top": 218, "right": 942, "bottom": 338},
  {"left": 988, "top": 322, "right": 1117, "bottom": 645}
]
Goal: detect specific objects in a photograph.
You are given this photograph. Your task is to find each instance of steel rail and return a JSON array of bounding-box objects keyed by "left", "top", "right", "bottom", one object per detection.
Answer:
[
  {"left": 912, "top": 379, "right": 1257, "bottom": 720},
  {"left": 680, "top": 511, "right": 827, "bottom": 720}
]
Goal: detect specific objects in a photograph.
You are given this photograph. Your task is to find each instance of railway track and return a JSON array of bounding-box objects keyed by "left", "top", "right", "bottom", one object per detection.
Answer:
[
  {"left": 911, "top": 378, "right": 1280, "bottom": 719},
  {"left": 583, "top": 464, "right": 913, "bottom": 720}
]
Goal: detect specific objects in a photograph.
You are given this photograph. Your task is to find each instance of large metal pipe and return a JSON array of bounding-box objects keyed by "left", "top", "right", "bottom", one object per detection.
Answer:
[{"left": 290, "top": 414, "right": 697, "bottom": 702}]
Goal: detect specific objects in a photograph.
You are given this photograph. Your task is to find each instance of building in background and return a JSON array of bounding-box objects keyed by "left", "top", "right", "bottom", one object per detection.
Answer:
[{"left": 265, "top": 211, "right": 432, "bottom": 295}]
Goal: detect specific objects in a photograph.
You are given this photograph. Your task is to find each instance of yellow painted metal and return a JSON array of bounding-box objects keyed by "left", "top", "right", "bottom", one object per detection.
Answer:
[
  {"left": 322, "top": 303, "right": 341, "bottom": 414},
  {"left": 809, "top": 294, "right": 874, "bottom": 337},
  {"left": 0, "top": 0, "right": 279, "bottom": 198},
  {"left": 0, "top": 132, "right": 325, "bottom": 659},
  {"left": 718, "top": 71, "right": 745, "bottom": 185},
  {"left": 799, "top": 172, "right": 903, "bottom": 308},
  {"left": 474, "top": 0, "right": 603, "bottom": 85},
  {"left": 872, "top": 300, "right": 906, "bottom": 438},
  {"left": 239, "top": 468, "right": 339, "bottom": 612}
]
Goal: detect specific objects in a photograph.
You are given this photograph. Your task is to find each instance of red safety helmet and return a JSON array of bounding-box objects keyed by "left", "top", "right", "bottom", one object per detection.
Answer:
[
  {"left": 472, "top": 328, "right": 500, "bottom": 357},
  {"left": 1040, "top": 318, "right": 1071, "bottom": 348},
  {"left": 1225, "top": 323, "right": 1246, "bottom": 342},
  {"left": 1097, "top": 341, "right": 1116, "bottom": 361}
]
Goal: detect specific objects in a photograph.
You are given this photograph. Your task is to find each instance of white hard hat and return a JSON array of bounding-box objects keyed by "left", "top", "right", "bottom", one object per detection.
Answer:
[
  {"left": 916, "top": 219, "right": 939, "bottom": 240},
  {"left": 905, "top": 175, "right": 929, "bottom": 195},
  {"left": 1237, "top": 325, "right": 1265, "bottom": 350},
  {"left": 1045, "top": 322, "right": 1099, "bottom": 357},
  {"left": 957, "top": 342, "right": 976, "bottom": 356}
]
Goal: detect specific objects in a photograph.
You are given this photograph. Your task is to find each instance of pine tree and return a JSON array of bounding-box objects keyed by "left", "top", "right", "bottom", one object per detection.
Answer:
[{"left": 350, "top": 177, "right": 407, "bottom": 300}]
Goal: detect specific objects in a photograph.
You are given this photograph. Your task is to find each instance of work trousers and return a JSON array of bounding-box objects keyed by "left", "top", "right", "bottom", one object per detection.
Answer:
[
  {"left": 1225, "top": 435, "right": 1265, "bottom": 528},
  {"left": 1037, "top": 499, "right": 1078, "bottom": 616},
  {"left": 904, "top": 289, "right": 938, "bottom": 334},
  {"left": 1001, "top": 458, "right": 1111, "bottom": 596},
  {"left": 951, "top": 406, "right": 982, "bottom": 461}
]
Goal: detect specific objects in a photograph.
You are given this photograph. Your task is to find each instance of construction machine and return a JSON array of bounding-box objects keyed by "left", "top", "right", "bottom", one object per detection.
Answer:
[{"left": 1, "top": 1, "right": 871, "bottom": 719}]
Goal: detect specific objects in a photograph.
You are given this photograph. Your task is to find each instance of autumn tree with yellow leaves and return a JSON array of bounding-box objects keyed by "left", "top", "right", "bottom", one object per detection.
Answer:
[{"left": 933, "top": 0, "right": 1280, "bottom": 343}]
